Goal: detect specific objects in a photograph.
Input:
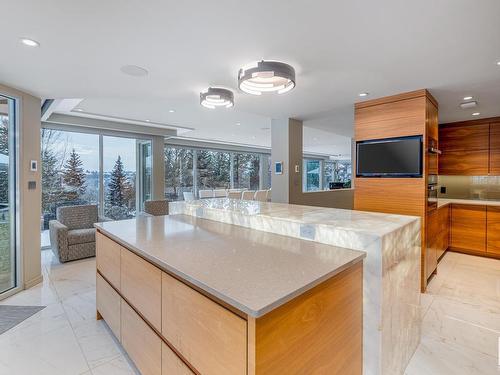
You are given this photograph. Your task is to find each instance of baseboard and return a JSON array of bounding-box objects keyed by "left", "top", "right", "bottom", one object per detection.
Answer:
[
  {"left": 448, "top": 247, "right": 500, "bottom": 260},
  {"left": 24, "top": 274, "right": 44, "bottom": 289}
]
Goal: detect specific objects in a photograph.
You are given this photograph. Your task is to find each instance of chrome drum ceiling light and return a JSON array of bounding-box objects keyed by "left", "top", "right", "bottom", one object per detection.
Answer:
[
  {"left": 200, "top": 87, "right": 234, "bottom": 109},
  {"left": 238, "top": 60, "right": 296, "bottom": 95}
]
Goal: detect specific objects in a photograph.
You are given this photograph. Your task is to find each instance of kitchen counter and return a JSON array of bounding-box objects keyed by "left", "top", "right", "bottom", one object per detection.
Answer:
[
  {"left": 95, "top": 214, "right": 365, "bottom": 318},
  {"left": 438, "top": 198, "right": 500, "bottom": 208},
  {"left": 170, "top": 198, "right": 422, "bottom": 375}
]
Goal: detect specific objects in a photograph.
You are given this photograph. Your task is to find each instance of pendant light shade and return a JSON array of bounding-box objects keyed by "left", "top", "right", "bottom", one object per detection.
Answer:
[
  {"left": 238, "top": 60, "right": 296, "bottom": 95},
  {"left": 200, "top": 87, "right": 234, "bottom": 109}
]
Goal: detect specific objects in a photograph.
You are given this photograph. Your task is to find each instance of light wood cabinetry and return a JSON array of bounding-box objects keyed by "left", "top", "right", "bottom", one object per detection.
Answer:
[
  {"left": 96, "top": 230, "right": 363, "bottom": 375},
  {"left": 121, "top": 249, "right": 162, "bottom": 331},
  {"left": 96, "top": 231, "right": 121, "bottom": 289},
  {"left": 487, "top": 206, "right": 500, "bottom": 255},
  {"left": 437, "top": 204, "right": 450, "bottom": 259},
  {"left": 450, "top": 204, "right": 486, "bottom": 253},
  {"left": 425, "top": 209, "right": 438, "bottom": 279},
  {"left": 96, "top": 273, "right": 121, "bottom": 339},
  {"left": 161, "top": 272, "right": 247, "bottom": 375},
  {"left": 490, "top": 122, "right": 500, "bottom": 175},
  {"left": 121, "top": 301, "right": 162, "bottom": 375},
  {"left": 439, "top": 123, "right": 489, "bottom": 151},
  {"left": 162, "top": 343, "right": 194, "bottom": 375}
]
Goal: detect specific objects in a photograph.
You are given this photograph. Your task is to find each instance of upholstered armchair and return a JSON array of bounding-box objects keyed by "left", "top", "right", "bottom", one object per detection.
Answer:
[{"left": 49, "top": 204, "right": 110, "bottom": 263}]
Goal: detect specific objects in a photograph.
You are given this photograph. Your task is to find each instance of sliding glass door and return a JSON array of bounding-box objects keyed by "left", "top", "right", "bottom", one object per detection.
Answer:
[{"left": 0, "top": 96, "right": 17, "bottom": 294}]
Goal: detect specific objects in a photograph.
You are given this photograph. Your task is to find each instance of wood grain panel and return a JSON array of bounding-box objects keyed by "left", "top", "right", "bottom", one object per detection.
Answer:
[
  {"left": 121, "top": 249, "right": 162, "bottom": 331},
  {"left": 490, "top": 122, "right": 500, "bottom": 149},
  {"left": 487, "top": 206, "right": 500, "bottom": 255},
  {"left": 355, "top": 97, "right": 426, "bottom": 141},
  {"left": 439, "top": 149, "right": 489, "bottom": 175},
  {"left": 249, "top": 262, "right": 363, "bottom": 375},
  {"left": 437, "top": 205, "right": 450, "bottom": 259},
  {"left": 121, "top": 301, "right": 162, "bottom": 375},
  {"left": 161, "top": 272, "right": 247, "bottom": 375},
  {"left": 96, "top": 231, "right": 121, "bottom": 289},
  {"left": 354, "top": 178, "right": 426, "bottom": 217},
  {"left": 489, "top": 148, "right": 500, "bottom": 175},
  {"left": 425, "top": 209, "right": 438, "bottom": 279},
  {"left": 439, "top": 124, "right": 489, "bottom": 151},
  {"left": 162, "top": 342, "right": 194, "bottom": 375},
  {"left": 96, "top": 273, "right": 121, "bottom": 340},
  {"left": 450, "top": 204, "right": 486, "bottom": 252}
]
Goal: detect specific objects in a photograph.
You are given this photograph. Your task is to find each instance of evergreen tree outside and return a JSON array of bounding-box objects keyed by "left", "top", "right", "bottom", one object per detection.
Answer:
[
  {"left": 62, "top": 149, "right": 86, "bottom": 201},
  {"left": 106, "top": 155, "right": 134, "bottom": 220}
]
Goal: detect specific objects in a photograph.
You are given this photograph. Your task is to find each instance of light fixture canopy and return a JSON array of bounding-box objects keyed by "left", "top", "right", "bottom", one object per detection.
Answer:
[
  {"left": 200, "top": 87, "right": 234, "bottom": 109},
  {"left": 238, "top": 60, "right": 295, "bottom": 95},
  {"left": 359, "top": 92, "right": 369, "bottom": 97}
]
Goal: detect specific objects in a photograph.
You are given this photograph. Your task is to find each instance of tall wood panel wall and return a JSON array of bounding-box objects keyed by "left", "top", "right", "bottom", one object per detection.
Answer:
[{"left": 353, "top": 89, "right": 438, "bottom": 291}]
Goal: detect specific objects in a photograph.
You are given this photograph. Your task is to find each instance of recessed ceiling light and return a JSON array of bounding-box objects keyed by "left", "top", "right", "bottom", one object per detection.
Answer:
[
  {"left": 235, "top": 122, "right": 241, "bottom": 126},
  {"left": 472, "top": 112, "right": 480, "bottom": 116},
  {"left": 169, "top": 109, "right": 175, "bottom": 113},
  {"left": 496, "top": 61, "right": 500, "bottom": 66},
  {"left": 145, "top": 119, "right": 150, "bottom": 122},
  {"left": 120, "top": 65, "right": 149, "bottom": 77},
  {"left": 358, "top": 92, "right": 369, "bottom": 97},
  {"left": 75, "top": 108, "right": 83, "bottom": 112},
  {"left": 463, "top": 96, "right": 473, "bottom": 101},
  {"left": 238, "top": 60, "right": 295, "bottom": 95},
  {"left": 20, "top": 38, "right": 40, "bottom": 47}
]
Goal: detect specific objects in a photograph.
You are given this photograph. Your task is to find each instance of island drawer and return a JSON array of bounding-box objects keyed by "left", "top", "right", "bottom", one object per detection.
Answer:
[
  {"left": 122, "top": 300, "right": 162, "bottom": 375},
  {"left": 121, "top": 248, "right": 162, "bottom": 331},
  {"left": 161, "top": 272, "right": 247, "bottom": 375},
  {"left": 96, "top": 231, "right": 121, "bottom": 289},
  {"left": 96, "top": 273, "right": 121, "bottom": 340},
  {"left": 162, "top": 342, "right": 194, "bottom": 375}
]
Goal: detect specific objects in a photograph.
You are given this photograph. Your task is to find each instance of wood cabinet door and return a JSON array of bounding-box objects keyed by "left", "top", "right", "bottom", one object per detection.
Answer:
[
  {"left": 451, "top": 204, "right": 486, "bottom": 252},
  {"left": 162, "top": 343, "right": 194, "bottom": 375},
  {"left": 437, "top": 205, "right": 450, "bottom": 259},
  {"left": 439, "top": 149, "right": 489, "bottom": 175},
  {"left": 426, "top": 209, "right": 438, "bottom": 279},
  {"left": 121, "top": 301, "right": 162, "bottom": 375},
  {"left": 439, "top": 124, "right": 489, "bottom": 151},
  {"left": 487, "top": 206, "right": 500, "bottom": 255},
  {"left": 96, "top": 273, "right": 121, "bottom": 340},
  {"left": 96, "top": 232, "right": 121, "bottom": 289}
]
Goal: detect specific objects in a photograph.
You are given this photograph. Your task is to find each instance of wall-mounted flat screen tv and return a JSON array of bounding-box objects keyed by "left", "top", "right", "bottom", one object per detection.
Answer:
[{"left": 356, "top": 135, "right": 423, "bottom": 177}]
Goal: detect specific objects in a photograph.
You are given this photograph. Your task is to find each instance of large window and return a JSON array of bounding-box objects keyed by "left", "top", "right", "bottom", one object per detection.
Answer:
[
  {"left": 303, "top": 158, "right": 352, "bottom": 192},
  {"left": 41, "top": 129, "right": 99, "bottom": 228},
  {"left": 303, "top": 159, "right": 321, "bottom": 192},
  {"left": 0, "top": 96, "right": 16, "bottom": 294},
  {"left": 41, "top": 129, "right": 152, "bottom": 233},
  {"left": 233, "top": 153, "right": 260, "bottom": 190},
  {"left": 164, "top": 145, "right": 269, "bottom": 200},
  {"left": 197, "top": 150, "right": 231, "bottom": 190},
  {"left": 103, "top": 136, "right": 137, "bottom": 220},
  {"left": 164, "top": 147, "right": 194, "bottom": 201}
]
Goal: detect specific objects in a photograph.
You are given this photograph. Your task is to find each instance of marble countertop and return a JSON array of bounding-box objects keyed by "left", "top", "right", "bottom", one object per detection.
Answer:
[
  {"left": 95, "top": 214, "right": 365, "bottom": 318},
  {"left": 437, "top": 198, "right": 500, "bottom": 208}
]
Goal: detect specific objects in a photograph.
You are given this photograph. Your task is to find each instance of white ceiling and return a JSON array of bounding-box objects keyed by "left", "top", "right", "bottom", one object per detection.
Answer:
[{"left": 2, "top": 0, "right": 500, "bottom": 155}]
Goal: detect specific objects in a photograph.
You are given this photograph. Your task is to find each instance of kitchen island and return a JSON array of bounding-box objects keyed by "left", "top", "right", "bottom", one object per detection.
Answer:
[
  {"left": 170, "top": 199, "right": 422, "bottom": 375},
  {"left": 95, "top": 214, "right": 365, "bottom": 375}
]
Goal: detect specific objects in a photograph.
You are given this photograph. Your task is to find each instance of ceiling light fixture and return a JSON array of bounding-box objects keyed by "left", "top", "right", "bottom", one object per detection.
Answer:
[
  {"left": 75, "top": 108, "right": 84, "bottom": 112},
  {"left": 463, "top": 96, "right": 473, "bottom": 100},
  {"left": 238, "top": 60, "right": 295, "bottom": 95},
  {"left": 20, "top": 38, "right": 40, "bottom": 47},
  {"left": 200, "top": 87, "right": 234, "bottom": 109},
  {"left": 359, "top": 92, "right": 369, "bottom": 97},
  {"left": 169, "top": 109, "right": 175, "bottom": 113},
  {"left": 496, "top": 61, "right": 500, "bottom": 66},
  {"left": 236, "top": 122, "right": 241, "bottom": 126},
  {"left": 472, "top": 112, "right": 480, "bottom": 116}
]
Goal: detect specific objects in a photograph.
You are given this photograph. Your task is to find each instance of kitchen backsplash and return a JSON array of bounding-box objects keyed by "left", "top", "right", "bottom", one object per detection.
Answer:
[{"left": 438, "top": 176, "right": 500, "bottom": 200}]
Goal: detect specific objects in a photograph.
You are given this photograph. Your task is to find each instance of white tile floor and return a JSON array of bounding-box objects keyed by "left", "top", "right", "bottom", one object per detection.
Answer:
[
  {"left": 0, "top": 250, "right": 498, "bottom": 374},
  {"left": 0, "top": 250, "right": 139, "bottom": 375}
]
